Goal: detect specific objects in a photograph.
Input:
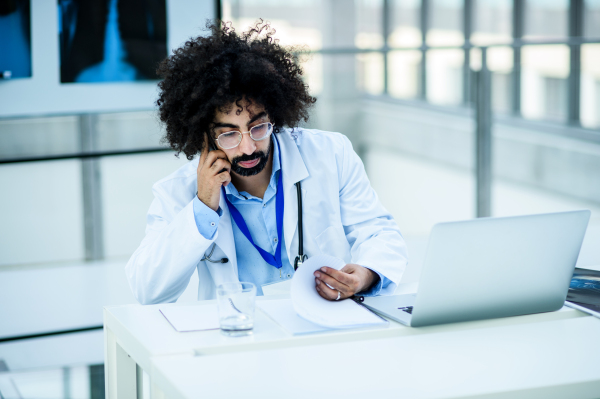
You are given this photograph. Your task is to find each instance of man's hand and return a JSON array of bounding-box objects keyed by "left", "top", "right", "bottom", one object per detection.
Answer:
[
  {"left": 314, "top": 264, "right": 380, "bottom": 301},
  {"left": 196, "top": 140, "right": 231, "bottom": 212}
]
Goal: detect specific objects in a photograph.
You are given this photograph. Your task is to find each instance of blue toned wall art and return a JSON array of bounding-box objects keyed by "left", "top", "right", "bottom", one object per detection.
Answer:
[
  {"left": 58, "top": 0, "right": 167, "bottom": 83},
  {"left": 0, "top": 0, "right": 32, "bottom": 79}
]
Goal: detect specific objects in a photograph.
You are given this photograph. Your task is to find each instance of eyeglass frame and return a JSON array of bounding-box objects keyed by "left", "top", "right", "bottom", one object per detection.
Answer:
[{"left": 214, "top": 122, "right": 274, "bottom": 150}]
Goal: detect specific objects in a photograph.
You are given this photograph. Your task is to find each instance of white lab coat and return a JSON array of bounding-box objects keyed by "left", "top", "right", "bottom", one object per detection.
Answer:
[{"left": 126, "top": 128, "right": 408, "bottom": 304}]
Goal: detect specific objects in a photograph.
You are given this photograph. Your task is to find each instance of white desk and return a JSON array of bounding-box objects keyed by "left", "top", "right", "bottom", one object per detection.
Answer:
[
  {"left": 104, "top": 294, "right": 596, "bottom": 399},
  {"left": 151, "top": 316, "right": 600, "bottom": 399}
]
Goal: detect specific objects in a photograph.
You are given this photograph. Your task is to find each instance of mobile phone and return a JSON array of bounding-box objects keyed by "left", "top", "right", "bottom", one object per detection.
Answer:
[{"left": 207, "top": 139, "right": 229, "bottom": 174}]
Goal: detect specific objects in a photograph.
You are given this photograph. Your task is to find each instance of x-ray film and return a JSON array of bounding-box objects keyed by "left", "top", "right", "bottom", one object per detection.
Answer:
[{"left": 58, "top": 0, "right": 167, "bottom": 83}]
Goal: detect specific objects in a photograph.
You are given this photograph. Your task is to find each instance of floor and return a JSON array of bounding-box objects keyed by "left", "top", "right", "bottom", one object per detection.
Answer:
[{"left": 0, "top": 365, "right": 103, "bottom": 399}]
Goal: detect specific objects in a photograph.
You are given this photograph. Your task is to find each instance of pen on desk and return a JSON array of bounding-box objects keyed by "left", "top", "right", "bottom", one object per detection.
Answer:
[{"left": 352, "top": 295, "right": 388, "bottom": 323}]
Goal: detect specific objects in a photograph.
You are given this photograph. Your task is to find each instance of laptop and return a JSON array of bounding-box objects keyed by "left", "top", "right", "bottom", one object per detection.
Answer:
[{"left": 362, "top": 210, "right": 591, "bottom": 327}]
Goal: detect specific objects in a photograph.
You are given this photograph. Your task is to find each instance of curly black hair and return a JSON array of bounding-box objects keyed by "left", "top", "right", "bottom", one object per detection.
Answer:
[{"left": 156, "top": 20, "right": 316, "bottom": 160}]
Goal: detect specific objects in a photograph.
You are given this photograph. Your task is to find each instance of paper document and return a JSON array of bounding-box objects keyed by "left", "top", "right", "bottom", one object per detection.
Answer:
[
  {"left": 262, "top": 279, "right": 292, "bottom": 296},
  {"left": 159, "top": 304, "right": 220, "bottom": 332},
  {"left": 258, "top": 299, "right": 330, "bottom": 335},
  {"left": 291, "top": 254, "right": 388, "bottom": 329}
]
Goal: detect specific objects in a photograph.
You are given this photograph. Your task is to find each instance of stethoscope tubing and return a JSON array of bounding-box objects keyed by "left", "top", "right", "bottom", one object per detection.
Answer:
[{"left": 293, "top": 181, "right": 307, "bottom": 270}]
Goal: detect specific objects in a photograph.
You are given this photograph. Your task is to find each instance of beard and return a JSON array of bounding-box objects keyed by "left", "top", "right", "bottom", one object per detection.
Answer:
[{"left": 230, "top": 139, "right": 272, "bottom": 177}]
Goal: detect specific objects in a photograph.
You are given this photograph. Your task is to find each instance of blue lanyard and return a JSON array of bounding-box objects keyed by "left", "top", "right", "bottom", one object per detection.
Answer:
[{"left": 222, "top": 140, "right": 284, "bottom": 269}]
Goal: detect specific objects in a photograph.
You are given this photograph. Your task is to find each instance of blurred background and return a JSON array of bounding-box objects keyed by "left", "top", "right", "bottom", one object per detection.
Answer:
[{"left": 1, "top": 0, "right": 600, "bottom": 397}]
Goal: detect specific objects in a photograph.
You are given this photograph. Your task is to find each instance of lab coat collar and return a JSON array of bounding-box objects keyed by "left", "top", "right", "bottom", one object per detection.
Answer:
[
  {"left": 276, "top": 129, "right": 309, "bottom": 263},
  {"left": 277, "top": 129, "right": 309, "bottom": 189}
]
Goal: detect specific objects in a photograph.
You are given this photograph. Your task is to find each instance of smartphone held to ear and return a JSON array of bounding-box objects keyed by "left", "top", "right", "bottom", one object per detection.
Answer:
[{"left": 208, "top": 140, "right": 230, "bottom": 175}]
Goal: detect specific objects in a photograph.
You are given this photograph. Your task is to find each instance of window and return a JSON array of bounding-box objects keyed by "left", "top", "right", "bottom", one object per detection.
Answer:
[
  {"left": 472, "top": 0, "right": 513, "bottom": 46},
  {"left": 544, "top": 76, "right": 568, "bottom": 121},
  {"left": 524, "top": 0, "right": 568, "bottom": 39}
]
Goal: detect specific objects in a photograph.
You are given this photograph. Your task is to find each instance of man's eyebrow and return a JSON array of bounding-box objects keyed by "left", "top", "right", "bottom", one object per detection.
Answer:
[
  {"left": 213, "top": 112, "right": 267, "bottom": 130},
  {"left": 212, "top": 122, "right": 238, "bottom": 129},
  {"left": 248, "top": 112, "right": 267, "bottom": 125}
]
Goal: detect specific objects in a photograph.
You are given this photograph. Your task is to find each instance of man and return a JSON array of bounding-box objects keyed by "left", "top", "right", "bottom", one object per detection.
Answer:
[{"left": 126, "top": 21, "right": 408, "bottom": 304}]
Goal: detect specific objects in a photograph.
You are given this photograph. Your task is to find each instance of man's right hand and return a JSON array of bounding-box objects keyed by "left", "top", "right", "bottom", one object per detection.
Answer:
[{"left": 196, "top": 142, "right": 231, "bottom": 212}]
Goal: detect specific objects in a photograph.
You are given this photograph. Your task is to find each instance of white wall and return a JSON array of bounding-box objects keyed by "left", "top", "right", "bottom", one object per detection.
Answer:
[
  {"left": 0, "top": 160, "right": 85, "bottom": 266},
  {"left": 102, "top": 152, "right": 189, "bottom": 259},
  {"left": 0, "top": 152, "right": 189, "bottom": 268}
]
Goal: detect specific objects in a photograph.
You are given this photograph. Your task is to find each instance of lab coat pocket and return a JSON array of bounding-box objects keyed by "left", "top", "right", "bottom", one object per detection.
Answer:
[
  {"left": 315, "top": 225, "right": 352, "bottom": 265},
  {"left": 203, "top": 244, "right": 237, "bottom": 287}
]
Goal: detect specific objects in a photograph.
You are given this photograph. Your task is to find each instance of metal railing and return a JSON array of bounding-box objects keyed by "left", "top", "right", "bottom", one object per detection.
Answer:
[
  {"left": 302, "top": 0, "right": 600, "bottom": 217},
  {"left": 0, "top": 147, "right": 172, "bottom": 165},
  {"left": 2, "top": 36, "right": 600, "bottom": 222},
  {"left": 3, "top": 1, "right": 600, "bottom": 244},
  {"left": 305, "top": 35, "right": 600, "bottom": 217}
]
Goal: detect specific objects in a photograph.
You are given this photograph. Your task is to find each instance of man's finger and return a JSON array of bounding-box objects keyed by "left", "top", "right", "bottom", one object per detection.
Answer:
[
  {"left": 199, "top": 137, "right": 210, "bottom": 165},
  {"left": 319, "top": 266, "right": 356, "bottom": 286},
  {"left": 210, "top": 158, "right": 231, "bottom": 174},
  {"left": 315, "top": 271, "right": 350, "bottom": 293},
  {"left": 315, "top": 279, "right": 343, "bottom": 301},
  {"left": 219, "top": 171, "right": 231, "bottom": 186},
  {"left": 200, "top": 135, "right": 221, "bottom": 166},
  {"left": 316, "top": 286, "right": 336, "bottom": 301},
  {"left": 204, "top": 150, "right": 227, "bottom": 167}
]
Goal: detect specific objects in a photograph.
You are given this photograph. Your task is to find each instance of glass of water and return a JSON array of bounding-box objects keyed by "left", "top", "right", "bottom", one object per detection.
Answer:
[{"left": 216, "top": 282, "right": 256, "bottom": 336}]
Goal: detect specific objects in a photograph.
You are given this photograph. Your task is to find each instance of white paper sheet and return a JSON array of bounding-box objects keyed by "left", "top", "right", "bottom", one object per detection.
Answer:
[
  {"left": 159, "top": 304, "right": 220, "bottom": 332},
  {"left": 257, "top": 299, "right": 330, "bottom": 335},
  {"left": 291, "top": 254, "right": 388, "bottom": 329},
  {"left": 262, "top": 279, "right": 292, "bottom": 296}
]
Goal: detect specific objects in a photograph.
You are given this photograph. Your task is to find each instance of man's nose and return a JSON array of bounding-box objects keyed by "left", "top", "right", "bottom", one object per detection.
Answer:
[{"left": 238, "top": 132, "right": 256, "bottom": 155}]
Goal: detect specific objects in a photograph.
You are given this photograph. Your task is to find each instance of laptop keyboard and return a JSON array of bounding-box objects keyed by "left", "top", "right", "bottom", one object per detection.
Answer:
[{"left": 399, "top": 306, "right": 413, "bottom": 314}]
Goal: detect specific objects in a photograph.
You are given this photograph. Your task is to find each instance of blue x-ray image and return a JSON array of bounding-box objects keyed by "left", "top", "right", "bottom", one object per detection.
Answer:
[
  {"left": 58, "top": 0, "right": 167, "bottom": 83},
  {"left": 0, "top": 0, "right": 32, "bottom": 79}
]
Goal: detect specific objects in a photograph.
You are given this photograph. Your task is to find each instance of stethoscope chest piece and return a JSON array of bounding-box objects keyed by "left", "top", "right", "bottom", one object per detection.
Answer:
[{"left": 294, "top": 254, "right": 308, "bottom": 270}]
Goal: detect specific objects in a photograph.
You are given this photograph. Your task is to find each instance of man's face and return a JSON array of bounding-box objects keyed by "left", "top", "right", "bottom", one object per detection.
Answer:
[{"left": 212, "top": 102, "right": 272, "bottom": 177}]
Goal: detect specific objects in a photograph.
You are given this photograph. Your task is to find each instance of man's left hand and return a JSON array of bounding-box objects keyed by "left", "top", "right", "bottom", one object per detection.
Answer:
[{"left": 314, "top": 264, "right": 380, "bottom": 301}]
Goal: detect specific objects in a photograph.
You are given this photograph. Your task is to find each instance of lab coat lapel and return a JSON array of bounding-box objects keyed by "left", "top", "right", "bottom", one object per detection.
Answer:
[{"left": 277, "top": 131, "right": 309, "bottom": 262}]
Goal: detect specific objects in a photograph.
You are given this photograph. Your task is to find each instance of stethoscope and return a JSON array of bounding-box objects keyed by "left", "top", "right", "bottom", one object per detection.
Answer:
[{"left": 201, "top": 136, "right": 307, "bottom": 270}]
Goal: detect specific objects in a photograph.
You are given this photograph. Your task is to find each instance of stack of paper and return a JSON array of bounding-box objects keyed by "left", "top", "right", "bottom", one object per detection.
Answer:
[
  {"left": 290, "top": 254, "right": 388, "bottom": 329},
  {"left": 257, "top": 299, "right": 331, "bottom": 335},
  {"left": 161, "top": 255, "right": 388, "bottom": 334}
]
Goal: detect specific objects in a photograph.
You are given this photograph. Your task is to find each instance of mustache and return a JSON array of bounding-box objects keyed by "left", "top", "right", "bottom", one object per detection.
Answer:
[
  {"left": 230, "top": 141, "right": 272, "bottom": 177},
  {"left": 231, "top": 151, "right": 266, "bottom": 165}
]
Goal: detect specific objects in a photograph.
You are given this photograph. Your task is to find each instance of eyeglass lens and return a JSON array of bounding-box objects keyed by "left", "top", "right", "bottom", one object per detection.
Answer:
[{"left": 217, "top": 122, "right": 272, "bottom": 149}]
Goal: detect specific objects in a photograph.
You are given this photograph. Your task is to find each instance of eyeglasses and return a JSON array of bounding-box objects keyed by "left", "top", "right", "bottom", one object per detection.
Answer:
[{"left": 215, "top": 122, "right": 273, "bottom": 150}]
